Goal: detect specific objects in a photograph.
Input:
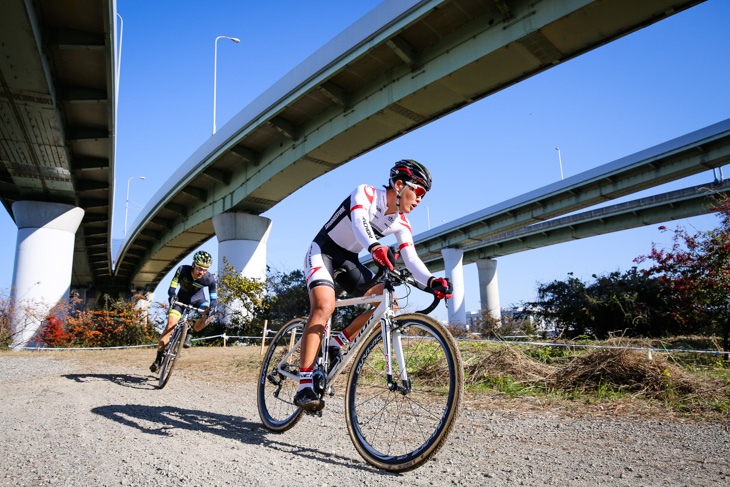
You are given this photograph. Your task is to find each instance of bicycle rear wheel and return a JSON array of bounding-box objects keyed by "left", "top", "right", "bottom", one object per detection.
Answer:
[
  {"left": 345, "top": 313, "right": 463, "bottom": 472},
  {"left": 257, "top": 318, "right": 306, "bottom": 432},
  {"left": 158, "top": 324, "right": 186, "bottom": 389}
]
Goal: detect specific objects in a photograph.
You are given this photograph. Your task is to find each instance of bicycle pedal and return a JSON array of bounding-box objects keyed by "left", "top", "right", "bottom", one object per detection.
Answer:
[
  {"left": 326, "top": 386, "right": 335, "bottom": 396},
  {"left": 304, "top": 409, "right": 323, "bottom": 417}
]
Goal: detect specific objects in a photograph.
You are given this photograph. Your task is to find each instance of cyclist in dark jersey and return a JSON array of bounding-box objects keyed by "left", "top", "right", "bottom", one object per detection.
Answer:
[
  {"left": 150, "top": 250, "right": 218, "bottom": 373},
  {"left": 293, "top": 160, "right": 453, "bottom": 411}
]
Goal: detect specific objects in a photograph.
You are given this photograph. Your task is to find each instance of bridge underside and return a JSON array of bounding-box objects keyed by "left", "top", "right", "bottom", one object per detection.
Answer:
[
  {"left": 117, "top": 0, "right": 705, "bottom": 292},
  {"left": 0, "top": 0, "right": 116, "bottom": 291}
]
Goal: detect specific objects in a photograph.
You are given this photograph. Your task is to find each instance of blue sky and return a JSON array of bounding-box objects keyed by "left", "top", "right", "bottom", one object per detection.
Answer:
[{"left": 3, "top": 0, "right": 729, "bottom": 322}]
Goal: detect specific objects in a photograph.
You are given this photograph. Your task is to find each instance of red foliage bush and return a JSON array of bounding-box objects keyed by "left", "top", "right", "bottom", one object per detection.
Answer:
[{"left": 38, "top": 298, "right": 160, "bottom": 348}]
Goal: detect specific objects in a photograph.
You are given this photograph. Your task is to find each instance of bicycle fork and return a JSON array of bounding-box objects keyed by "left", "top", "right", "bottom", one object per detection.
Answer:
[{"left": 381, "top": 290, "right": 412, "bottom": 395}]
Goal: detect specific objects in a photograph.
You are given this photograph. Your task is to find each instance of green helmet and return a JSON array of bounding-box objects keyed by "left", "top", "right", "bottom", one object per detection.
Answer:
[{"left": 192, "top": 250, "right": 213, "bottom": 268}]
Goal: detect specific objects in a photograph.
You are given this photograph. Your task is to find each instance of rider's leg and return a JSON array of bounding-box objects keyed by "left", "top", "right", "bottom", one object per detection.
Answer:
[
  {"left": 294, "top": 285, "right": 334, "bottom": 410},
  {"left": 186, "top": 312, "right": 212, "bottom": 348},
  {"left": 157, "top": 313, "right": 180, "bottom": 352},
  {"left": 193, "top": 314, "right": 208, "bottom": 333},
  {"left": 300, "top": 285, "right": 335, "bottom": 370},
  {"left": 151, "top": 312, "right": 180, "bottom": 371}
]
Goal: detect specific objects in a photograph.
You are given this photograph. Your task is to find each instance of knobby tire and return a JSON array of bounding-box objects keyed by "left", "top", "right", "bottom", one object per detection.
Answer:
[
  {"left": 158, "top": 324, "right": 186, "bottom": 389},
  {"left": 257, "top": 318, "right": 306, "bottom": 432},
  {"left": 344, "top": 313, "right": 463, "bottom": 472}
]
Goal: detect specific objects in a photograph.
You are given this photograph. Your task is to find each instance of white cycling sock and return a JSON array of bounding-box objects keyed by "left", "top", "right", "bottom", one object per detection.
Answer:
[
  {"left": 329, "top": 329, "right": 352, "bottom": 349},
  {"left": 298, "top": 368, "right": 314, "bottom": 392}
]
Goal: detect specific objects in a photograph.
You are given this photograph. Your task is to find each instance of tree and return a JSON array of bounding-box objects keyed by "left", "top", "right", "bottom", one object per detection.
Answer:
[
  {"left": 522, "top": 268, "right": 676, "bottom": 339},
  {"left": 261, "top": 267, "right": 368, "bottom": 333},
  {"left": 262, "top": 268, "right": 309, "bottom": 329},
  {"left": 522, "top": 273, "right": 591, "bottom": 337},
  {"left": 215, "top": 258, "right": 268, "bottom": 339},
  {"left": 636, "top": 194, "right": 730, "bottom": 356}
]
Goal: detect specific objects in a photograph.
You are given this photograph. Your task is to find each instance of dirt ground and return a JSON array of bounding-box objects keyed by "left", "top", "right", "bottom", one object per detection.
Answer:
[{"left": 1, "top": 347, "right": 728, "bottom": 486}]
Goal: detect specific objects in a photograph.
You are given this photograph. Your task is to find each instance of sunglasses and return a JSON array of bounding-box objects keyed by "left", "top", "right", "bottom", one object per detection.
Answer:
[{"left": 405, "top": 181, "right": 427, "bottom": 198}]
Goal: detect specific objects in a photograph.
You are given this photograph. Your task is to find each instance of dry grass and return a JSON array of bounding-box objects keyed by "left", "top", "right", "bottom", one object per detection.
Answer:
[
  {"left": 458, "top": 342, "right": 730, "bottom": 421},
  {"left": 464, "top": 346, "right": 556, "bottom": 386},
  {"left": 4, "top": 341, "right": 729, "bottom": 421},
  {"left": 552, "top": 348, "right": 696, "bottom": 396}
]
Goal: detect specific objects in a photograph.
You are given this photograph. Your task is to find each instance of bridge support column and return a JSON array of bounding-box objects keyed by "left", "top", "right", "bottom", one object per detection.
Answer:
[
  {"left": 10, "top": 201, "right": 85, "bottom": 350},
  {"left": 441, "top": 248, "right": 466, "bottom": 327},
  {"left": 476, "top": 258, "right": 501, "bottom": 321},
  {"left": 213, "top": 213, "right": 272, "bottom": 322}
]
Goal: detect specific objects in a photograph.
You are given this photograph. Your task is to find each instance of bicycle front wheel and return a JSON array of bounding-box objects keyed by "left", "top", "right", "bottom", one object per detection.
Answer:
[
  {"left": 257, "top": 318, "right": 306, "bottom": 432},
  {"left": 345, "top": 313, "right": 463, "bottom": 472},
  {"left": 158, "top": 324, "right": 186, "bottom": 390}
]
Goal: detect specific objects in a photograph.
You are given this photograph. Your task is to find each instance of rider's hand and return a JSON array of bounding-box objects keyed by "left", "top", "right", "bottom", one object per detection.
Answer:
[
  {"left": 370, "top": 244, "right": 395, "bottom": 271},
  {"left": 168, "top": 295, "right": 176, "bottom": 308},
  {"left": 198, "top": 305, "right": 210, "bottom": 314},
  {"left": 429, "top": 277, "right": 453, "bottom": 299}
]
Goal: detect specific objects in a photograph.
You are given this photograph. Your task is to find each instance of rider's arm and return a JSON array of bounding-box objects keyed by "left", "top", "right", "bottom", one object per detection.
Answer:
[
  {"left": 207, "top": 277, "right": 218, "bottom": 312},
  {"left": 394, "top": 216, "right": 432, "bottom": 285},
  {"left": 400, "top": 238, "right": 452, "bottom": 298},
  {"left": 168, "top": 266, "right": 182, "bottom": 300},
  {"left": 349, "top": 185, "right": 380, "bottom": 250}
]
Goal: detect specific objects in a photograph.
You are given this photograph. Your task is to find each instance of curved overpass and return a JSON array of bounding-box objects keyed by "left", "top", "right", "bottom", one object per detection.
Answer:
[
  {"left": 115, "top": 0, "right": 706, "bottom": 291},
  {"left": 1, "top": 0, "right": 117, "bottom": 289}
]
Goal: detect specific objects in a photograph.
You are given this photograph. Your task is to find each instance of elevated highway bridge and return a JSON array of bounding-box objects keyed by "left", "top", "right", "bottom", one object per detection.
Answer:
[
  {"left": 3, "top": 0, "right": 723, "bottom": 345},
  {"left": 412, "top": 119, "right": 730, "bottom": 268},
  {"left": 362, "top": 119, "right": 730, "bottom": 321},
  {"left": 115, "top": 0, "right": 710, "bottom": 291}
]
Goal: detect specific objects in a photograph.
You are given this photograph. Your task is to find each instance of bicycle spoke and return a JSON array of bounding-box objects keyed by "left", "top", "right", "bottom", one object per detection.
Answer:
[
  {"left": 346, "top": 314, "right": 463, "bottom": 472},
  {"left": 257, "top": 318, "right": 305, "bottom": 432}
]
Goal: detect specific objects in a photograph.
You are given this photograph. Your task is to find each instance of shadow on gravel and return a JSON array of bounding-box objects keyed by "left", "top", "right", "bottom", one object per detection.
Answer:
[
  {"left": 63, "top": 373, "right": 155, "bottom": 390},
  {"left": 91, "top": 404, "right": 390, "bottom": 475}
]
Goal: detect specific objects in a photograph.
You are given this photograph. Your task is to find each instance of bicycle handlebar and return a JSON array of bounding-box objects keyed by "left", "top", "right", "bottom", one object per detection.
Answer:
[
  {"left": 172, "top": 301, "right": 211, "bottom": 313},
  {"left": 367, "top": 267, "right": 444, "bottom": 315}
]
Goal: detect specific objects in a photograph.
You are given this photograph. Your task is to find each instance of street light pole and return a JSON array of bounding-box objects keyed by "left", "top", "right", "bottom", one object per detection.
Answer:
[
  {"left": 555, "top": 147, "right": 564, "bottom": 180},
  {"left": 213, "top": 35, "right": 240, "bottom": 135},
  {"left": 125, "top": 176, "right": 145, "bottom": 237}
]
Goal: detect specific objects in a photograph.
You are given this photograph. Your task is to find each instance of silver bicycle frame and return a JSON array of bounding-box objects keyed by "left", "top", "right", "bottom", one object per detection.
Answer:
[{"left": 275, "top": 285, "right": 407, "bottom": 386}]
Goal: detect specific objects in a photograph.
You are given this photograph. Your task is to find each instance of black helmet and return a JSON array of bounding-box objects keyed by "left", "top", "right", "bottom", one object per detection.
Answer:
[
  {"left": 389, "top": 159, "right": 432, "bottom": 191},
  {"left": 192, "top": 250, "right": 213, "bottom": 268}
]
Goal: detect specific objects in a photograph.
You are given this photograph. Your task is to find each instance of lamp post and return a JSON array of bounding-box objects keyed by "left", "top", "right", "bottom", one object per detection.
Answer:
[
  {"left": 213, "top": 35, "right": 240, "bottom": 135},
  {"left": 125, "top": 176, "right": 145, "bottom": 237},
  {"left": 555, "top": 147, "right": 564, "bottom": 180}
]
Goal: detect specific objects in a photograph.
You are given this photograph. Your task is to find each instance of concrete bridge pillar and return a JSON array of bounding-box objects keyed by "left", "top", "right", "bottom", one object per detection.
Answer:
[
  {"left": 212, "top": 213, "right": 272, "bottom": 321},
  {"left": 476, "top": 258, "right": 501, "bottom": 321},
  {"left": 10, "top": 201, "right": 85, "bottom": 349},
  {"left": 441, "top": 248, "right": 466, "bottom": 327}
]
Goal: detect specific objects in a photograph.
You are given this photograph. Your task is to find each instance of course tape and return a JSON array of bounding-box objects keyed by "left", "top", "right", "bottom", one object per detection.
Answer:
[
  {"left": 457, "top": 338, "right": 730, "bottom": 356},
  {"left": 16, "top": 334, "right": 730, "bottom": 356},
  {"left": 17, "top": 333, "right": 271, "bottom": 351}
]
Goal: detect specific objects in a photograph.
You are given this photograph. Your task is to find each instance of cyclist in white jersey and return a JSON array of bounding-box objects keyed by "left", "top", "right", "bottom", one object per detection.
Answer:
[{"left": 294, "top": 160, "right": 453, "bottom": 411}]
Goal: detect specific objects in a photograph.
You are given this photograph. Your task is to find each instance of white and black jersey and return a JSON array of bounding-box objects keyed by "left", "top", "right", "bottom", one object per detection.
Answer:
[{"left": 304, "top": 184, "right": 432, "bottom": 294}]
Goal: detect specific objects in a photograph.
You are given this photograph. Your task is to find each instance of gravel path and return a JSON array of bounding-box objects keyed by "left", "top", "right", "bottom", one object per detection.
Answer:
[{"left": 1, "top": 354, "right": 728, "bottom": 486}]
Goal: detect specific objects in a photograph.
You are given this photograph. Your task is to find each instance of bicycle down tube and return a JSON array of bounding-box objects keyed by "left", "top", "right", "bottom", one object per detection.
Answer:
[{"left": 273, "top": 292, "right": 389, "bottom": 386}]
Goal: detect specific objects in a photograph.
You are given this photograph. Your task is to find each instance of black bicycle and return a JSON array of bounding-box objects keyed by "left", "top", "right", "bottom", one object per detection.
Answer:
[{"left": 156, "top": 301, "right": 199, "bottom": 389}]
